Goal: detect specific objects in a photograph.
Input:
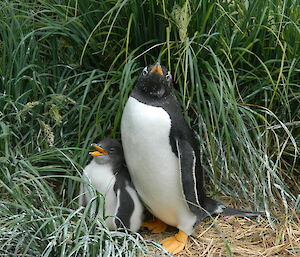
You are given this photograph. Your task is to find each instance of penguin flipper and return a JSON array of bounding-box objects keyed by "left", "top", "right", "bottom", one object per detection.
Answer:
[
  {"left": 114, "top": 176, "right": 134, "bottom": 229},
  {"left": 173, "top": 137, "right": 264, "bottom": 219},
  {"left": 174, "top": 138, "right": 206, "bottom": 217}
]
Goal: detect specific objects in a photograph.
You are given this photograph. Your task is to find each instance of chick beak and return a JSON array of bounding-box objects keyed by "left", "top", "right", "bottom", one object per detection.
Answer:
[
  {"left": 150, "top": 63, "right": 163, "bottom": 75},
  {"left": 89, "top": 144, "right": 108, "bottom": 157}
]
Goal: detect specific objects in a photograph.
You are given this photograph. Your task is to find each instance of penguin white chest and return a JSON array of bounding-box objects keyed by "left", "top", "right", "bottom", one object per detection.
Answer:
[{"left": 121, "top": 97, "right": 196, "bottom": 233}]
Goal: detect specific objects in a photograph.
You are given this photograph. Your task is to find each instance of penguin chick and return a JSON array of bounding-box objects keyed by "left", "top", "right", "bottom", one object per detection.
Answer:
[{"left": 79, "top": 138, "right": 144, "bottom": 232}]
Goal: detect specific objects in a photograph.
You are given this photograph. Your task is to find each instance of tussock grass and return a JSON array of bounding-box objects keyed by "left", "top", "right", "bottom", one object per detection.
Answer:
[{"left": 0, "top": 0, "right": 299, "bottom": 256}]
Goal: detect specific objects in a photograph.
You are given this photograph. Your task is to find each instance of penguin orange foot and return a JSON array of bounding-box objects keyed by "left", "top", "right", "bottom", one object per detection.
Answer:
[
  {"left": 142, "top": 218, "right": 168, "bottom": 233},
  {"left": 161, "top": 231, "right": 188, "bottom": 254}
]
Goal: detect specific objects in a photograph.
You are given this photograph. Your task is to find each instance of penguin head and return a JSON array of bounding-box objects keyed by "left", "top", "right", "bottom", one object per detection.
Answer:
[
  {"left": 136, "top": 63, "right": 173, "bottom": 98},
  {"left": 89, "top": 138, "right": 124, "bottom": 166}
]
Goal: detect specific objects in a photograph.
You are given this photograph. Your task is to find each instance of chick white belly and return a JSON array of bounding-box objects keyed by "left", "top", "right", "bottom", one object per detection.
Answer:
[
  {"left": 121, "top": 97, "right": 196, "bottom": 234},
  {"left": 83, "top": 162, "right": 118, "bottom": 230}
]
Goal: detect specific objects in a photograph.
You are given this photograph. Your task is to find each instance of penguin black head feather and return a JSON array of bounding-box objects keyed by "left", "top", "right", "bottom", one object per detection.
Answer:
[
  {"left": 89, "top": 138, "right": 124, "bottom": 167},
  {"left": 135, "top": 63, "right": 173, "bottom": 98}
]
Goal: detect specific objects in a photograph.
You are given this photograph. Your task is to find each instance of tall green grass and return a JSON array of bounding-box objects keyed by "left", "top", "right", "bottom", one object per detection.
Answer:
[{"left": 1, "top": 0, "right": 299, "bottom": 255}]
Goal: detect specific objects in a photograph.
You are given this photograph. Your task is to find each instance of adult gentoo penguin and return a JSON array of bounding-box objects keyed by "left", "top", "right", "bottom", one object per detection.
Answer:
[
  {"left": 121, "top": 64, "right": 262, "bottom": 253},
  {"left": 79, "top": 138, "right": 144, "bottom": 232}
]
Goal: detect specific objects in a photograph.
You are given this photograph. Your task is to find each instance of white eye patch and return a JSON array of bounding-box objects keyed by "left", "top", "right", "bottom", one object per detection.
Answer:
[
  {"left": 142, "top": 66, "right": 148, "bottom": 75},
  {"left": 166, "top": 71, "right": 172, "bottom": 80}
]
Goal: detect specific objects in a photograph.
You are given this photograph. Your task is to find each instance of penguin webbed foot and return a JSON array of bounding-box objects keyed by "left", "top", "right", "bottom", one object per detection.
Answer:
[
  {"left": 142, "top": 218, "right": 168, "bottom": 233},
  {"left": 161, "top": 230, "right": 188, "bottom": 254}
]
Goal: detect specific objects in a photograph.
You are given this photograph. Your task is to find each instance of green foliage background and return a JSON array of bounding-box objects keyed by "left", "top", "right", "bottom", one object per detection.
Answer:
[{"left": 0, "top": 0, "right": 299, "bottom": 256}]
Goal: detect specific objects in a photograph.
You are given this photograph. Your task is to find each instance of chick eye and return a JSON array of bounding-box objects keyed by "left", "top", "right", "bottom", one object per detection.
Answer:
[
  {"left": 166, "top": 71, "right": 172, "bottom": 80},
  {"left": 142, "top": 66, "right": 148, "bottom": 75},
  {"left": 109, "top": 148, "right": 115, "bottom": 153}
]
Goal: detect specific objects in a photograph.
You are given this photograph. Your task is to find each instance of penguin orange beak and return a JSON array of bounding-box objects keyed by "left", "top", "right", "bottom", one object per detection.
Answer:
[
  {"left": 89, "top": 144, "right": 108, "bottom": 157},
  {"left": 150, "top": 64, "right": 163, "bottom": 75}
]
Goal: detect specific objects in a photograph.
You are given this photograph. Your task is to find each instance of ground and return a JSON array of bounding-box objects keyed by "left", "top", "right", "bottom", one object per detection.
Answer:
[{"left": 140, "top": 200, "right": 300, "bottom": 256}]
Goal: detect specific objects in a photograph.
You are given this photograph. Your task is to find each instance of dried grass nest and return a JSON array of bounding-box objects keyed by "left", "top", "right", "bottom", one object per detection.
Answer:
[{"left": 141, "top": 199, "right": 300, "bottom": 257}]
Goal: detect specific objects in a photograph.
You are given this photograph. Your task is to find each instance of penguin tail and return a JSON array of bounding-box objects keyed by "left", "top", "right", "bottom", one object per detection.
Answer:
[
  {"left": 204, "top": 197, "right": 264, "bottom": 217},
  {"left": 221, "top": 206, "right": 264, "bottom": 217}
]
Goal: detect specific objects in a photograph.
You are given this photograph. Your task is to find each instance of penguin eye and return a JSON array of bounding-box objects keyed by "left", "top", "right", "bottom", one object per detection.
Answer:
[
  {"left": 109, "top": 148, "right": 115, "bottom": 153},
  {"left": 142, "top": 67, "right": 148, "bottom": 75},
  {"left": 166, "top": 71, "right": 172, "bottom": 81}
]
